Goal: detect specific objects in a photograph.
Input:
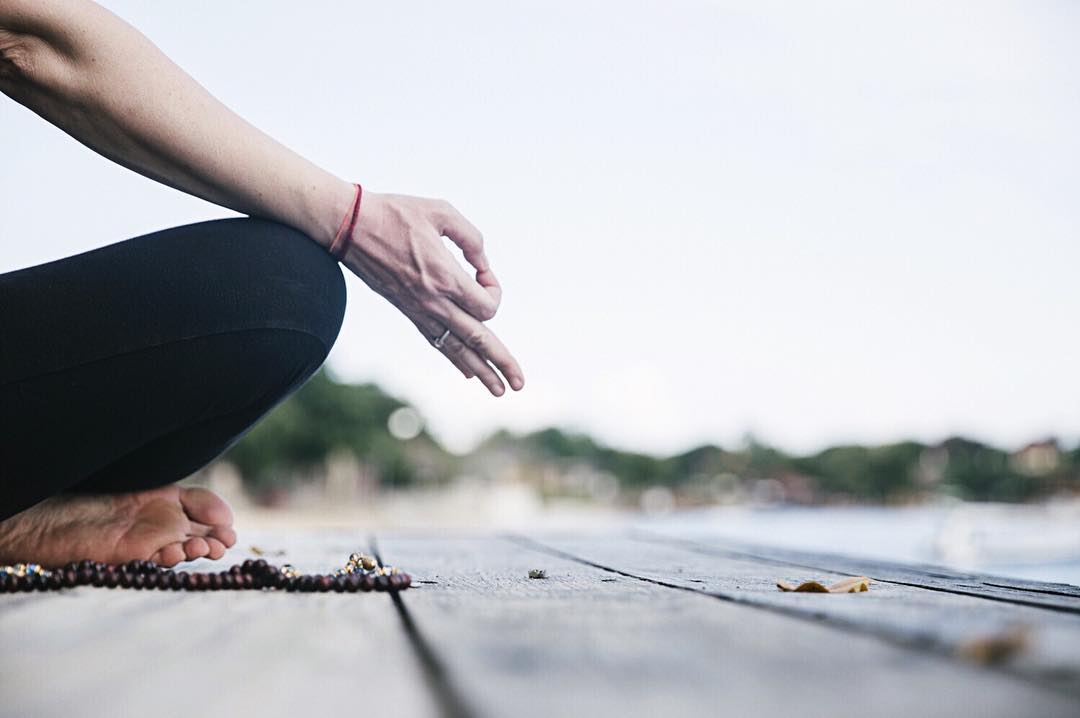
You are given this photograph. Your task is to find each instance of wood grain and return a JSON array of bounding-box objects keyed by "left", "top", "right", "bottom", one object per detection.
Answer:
[
  {"left": 0, "top": 530, "right": 435, "bottom": 718},
  {"left": 381, "top": 534, "right": 1080, "bottom": 718},
  {"left": 524, "top": 532, "right": 1080, "bottom": 698}
]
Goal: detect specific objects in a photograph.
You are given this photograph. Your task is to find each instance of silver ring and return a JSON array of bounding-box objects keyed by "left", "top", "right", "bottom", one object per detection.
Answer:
[{"left": 433, "top": 329, "right": 452, "bottom": 349}]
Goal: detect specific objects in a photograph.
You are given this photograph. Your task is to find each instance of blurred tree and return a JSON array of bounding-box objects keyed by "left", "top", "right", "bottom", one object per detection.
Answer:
[
  {"left": 938, "top": 437, "right": 1038, "bottom": 502},
  {"left": 794, "top": 441, "right": 925, "bottom": 502},
  {"left": 222, "top": 368, "right": 450, "bottom": 493}
]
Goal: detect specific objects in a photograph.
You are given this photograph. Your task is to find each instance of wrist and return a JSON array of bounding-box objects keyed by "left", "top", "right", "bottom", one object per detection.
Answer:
[{"left": 300, "top": 175, "right": 358, "bottom": 250}]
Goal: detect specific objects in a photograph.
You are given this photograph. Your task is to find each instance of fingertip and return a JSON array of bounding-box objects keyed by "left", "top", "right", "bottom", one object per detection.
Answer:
[{"left": 511, "top": 376, "right": 524, "bottom": 391}]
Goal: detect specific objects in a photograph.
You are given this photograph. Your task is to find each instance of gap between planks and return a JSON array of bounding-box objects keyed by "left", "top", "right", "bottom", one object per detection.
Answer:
[
  {"left": 632, "top": 529, "right": 1080, "bottom": 614},
  {"left": 507, "top": 533, "right": 1080, "bottom": 700}
]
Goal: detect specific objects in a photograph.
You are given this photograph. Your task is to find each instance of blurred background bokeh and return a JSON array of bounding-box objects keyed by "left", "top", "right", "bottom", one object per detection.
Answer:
[{"left": 3, "top": 1, "right": 1078, "bottom": 580}]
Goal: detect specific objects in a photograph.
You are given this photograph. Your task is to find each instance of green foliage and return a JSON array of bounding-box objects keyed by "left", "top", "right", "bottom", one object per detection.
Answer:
[
  {"left": 937, "top": 437, "right": 1038, "bottom": 502},
  {"left": 221, "top": 373, "right": 1076, "bottom": 504},
  {"left": 794, "top": 441, "right": 925, "bottom": 501},
  {"left": 223, "top": 368, "right": 448, "bottom": 493}
]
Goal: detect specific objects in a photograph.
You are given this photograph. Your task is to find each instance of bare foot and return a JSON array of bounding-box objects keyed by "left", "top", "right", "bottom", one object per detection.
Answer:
[{"left": 0, "top": 485, "right": 237, "bottom": 568}]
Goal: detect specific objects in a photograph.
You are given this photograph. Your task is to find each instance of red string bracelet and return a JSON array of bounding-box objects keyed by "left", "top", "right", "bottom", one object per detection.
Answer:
[{"left": 328, "top": 183, "right": 363, "bottom": 261}]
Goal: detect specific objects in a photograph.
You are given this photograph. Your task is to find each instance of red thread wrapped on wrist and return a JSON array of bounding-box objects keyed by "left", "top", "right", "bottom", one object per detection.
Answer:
[{"left": 328, "top": 183, "right": 363, "bottom": 260}]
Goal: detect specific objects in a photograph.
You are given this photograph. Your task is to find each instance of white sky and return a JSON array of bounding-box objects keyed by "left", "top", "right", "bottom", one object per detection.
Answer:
[{"left": 2, "top": 1, "right": 1078, "bottom": 455}]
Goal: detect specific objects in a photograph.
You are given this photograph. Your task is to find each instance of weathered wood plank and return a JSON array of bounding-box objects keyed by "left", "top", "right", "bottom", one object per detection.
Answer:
[
  {"left": 0, "top": 530, "right": 435, "bottom": 718},
  {"left": 639, "top": 529, "right": 1080, "bottom": 609},
  {"left": 379, "top": 534, "right": 1080, "bottom": 718},
  {"left": 526, "top": 533, "right": 1080, "bottom": 698}
]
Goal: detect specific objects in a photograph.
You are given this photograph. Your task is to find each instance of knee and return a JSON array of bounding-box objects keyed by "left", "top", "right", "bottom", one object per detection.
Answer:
[{"left": 228, "top": 219, "right": 347, "bottom": 357}]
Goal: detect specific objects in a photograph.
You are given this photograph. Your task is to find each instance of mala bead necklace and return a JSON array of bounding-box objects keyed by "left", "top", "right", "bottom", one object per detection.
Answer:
[{"left": 0, "top": 553, "right": 411, "bottom": 594}]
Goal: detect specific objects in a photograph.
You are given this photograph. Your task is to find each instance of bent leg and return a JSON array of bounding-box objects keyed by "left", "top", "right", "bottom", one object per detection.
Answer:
[{"left": 0, "top": 218, "right": 345, "bottom": 521}]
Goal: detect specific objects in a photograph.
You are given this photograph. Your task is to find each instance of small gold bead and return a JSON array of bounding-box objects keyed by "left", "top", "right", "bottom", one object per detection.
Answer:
[
  {"left": 349, "top": 553, "right": 363, "bottom": 564},
  {"left": 360, "top": 555, "right": 377, "bottom": 570}
]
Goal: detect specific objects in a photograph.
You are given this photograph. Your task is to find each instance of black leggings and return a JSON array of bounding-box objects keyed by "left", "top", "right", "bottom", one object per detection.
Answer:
[{"left": 0, "top": 218, "right": 346, "bottom": 521}]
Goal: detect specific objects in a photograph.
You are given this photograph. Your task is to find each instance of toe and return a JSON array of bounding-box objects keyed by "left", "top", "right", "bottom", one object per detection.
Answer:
[
  {"left": 205, "top": 537, "right": 227, "bottom": 560},
  {"left": 152, "top": 543, "right": 187, "bottom": 567},
  {"left": 209, "top": 525, "right": 237, "bottom": 548},
  {"left": 179, "top": 487, "right": 234, "bottom": 527},
  {"left": 183, "top": 536, "right": 210, "bottom": 561}
]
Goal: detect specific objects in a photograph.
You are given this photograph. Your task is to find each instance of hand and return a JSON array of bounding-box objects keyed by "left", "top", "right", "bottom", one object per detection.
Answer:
[{"left": 338, "top": 191, "right": 525, "bottom": 397}]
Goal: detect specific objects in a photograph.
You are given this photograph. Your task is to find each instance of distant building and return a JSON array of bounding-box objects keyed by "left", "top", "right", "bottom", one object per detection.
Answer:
[{"left": 1010, "top": 439, "right": 1061, "bottom": 477}]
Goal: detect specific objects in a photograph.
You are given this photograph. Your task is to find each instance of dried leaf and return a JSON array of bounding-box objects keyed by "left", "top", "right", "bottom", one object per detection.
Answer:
[
  {"left": 827, "top": 576, "right": 872, "bottom": 593},
  {"left": 777, "top": 576, "right": 872, "bottom": 593},
  {"left": 777, "top": 579, "right": 830, "bottom": 593},
  {"left": 957, "top": 627, "right": 1030, "bottom": 665}
]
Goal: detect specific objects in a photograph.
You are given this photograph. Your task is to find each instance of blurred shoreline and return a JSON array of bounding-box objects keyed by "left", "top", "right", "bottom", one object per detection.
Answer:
[{"left": 201, "top": 467, "right": 1080, "bottom": 586}]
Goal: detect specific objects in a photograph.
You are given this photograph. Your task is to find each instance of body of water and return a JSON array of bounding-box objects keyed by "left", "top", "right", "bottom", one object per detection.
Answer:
[{"left": 645, "top": 500, "right": 1080, "bottom": 586}]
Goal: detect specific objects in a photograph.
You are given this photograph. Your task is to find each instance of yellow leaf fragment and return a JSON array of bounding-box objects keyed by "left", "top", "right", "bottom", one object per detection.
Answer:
[
  {"left": 777, "top": 579, "right": 830, "bottom": 593},
  {"left": 827, "top": 576, "right": 872, "bottom": 593},
  {"left": 776, "top": 576, "right": 872, "bottom": 593}
]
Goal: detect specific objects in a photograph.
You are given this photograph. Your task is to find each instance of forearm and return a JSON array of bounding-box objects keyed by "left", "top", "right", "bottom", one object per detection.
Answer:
[{"left": 0, "top": 0, "right": 353, "bottom": 248}]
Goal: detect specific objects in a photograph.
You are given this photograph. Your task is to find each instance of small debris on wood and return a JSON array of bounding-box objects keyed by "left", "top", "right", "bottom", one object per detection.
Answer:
[
  {"left": 957, "top": 626, "right": 1030, "bottom": 665},
  {"left": 249, "top": 545, "right": 286, "bottom": 557},
  {"left": 528, "top": 569, "right": 547, "bottom": 579},
  {"left": 777, "top": 576, "right": 872, "bottom": 593}
]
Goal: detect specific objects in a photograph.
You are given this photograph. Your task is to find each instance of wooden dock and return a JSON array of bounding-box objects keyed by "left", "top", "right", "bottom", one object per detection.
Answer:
[{"left": 3, "top": 529, "right": 1080, "bottom": 717}]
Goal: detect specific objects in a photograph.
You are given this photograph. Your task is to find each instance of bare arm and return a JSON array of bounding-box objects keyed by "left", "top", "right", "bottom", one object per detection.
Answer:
[
  {"left": 0, "top": 0, "right": 351, "bottom": 247},
  {"left": 0, "top": 0, "right": 523, "bottom": 396}
]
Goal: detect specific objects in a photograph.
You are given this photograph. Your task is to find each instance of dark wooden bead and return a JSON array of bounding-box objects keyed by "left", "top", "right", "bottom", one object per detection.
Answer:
[
  {"left": 91, "top": 571, "right": 105, "bottom": 587},
  {"left": 144, "top": 573, "right": 159, "bottom": 589},
  {"left": 0, "top": 575, "right": 10, "bottom": 593},
  {"left": 220, "top": 573, "right": 234, "bottom": 589},
  {"left": 345, "top": 575, "right": 361, "bottom": 593},
  {"left": 207, "top": 573, "right": 221, "bottom": 590},
  {"left": 63, "top": 562, "right": 79, "bottom": 574},
  {"left": 104, "top": 572, "right": 119, "bottom": 589},
  {"left": 254, "top": 559, "right": 268, "bottom": 572},
  {"left": 229, "top": 565, "right": 243, "bottom": 576},
  {"left": 361, "top": 574, "right": 375, "bottom": 592},
  {"left": 374, "top": 575, "right": 390, "bottom": 592},
  {"left": 78, "top": 559, "right": 94, "bottom": 572},
  {"left": 284, "top": 577, "right": 298, "bottom": 592},
  {"left": 77, "top": 568, "right": 94, "bottom": 585},
  {"left": 241, "top": 559, "right": 255, "bottom": 572},
  {"left": 157, "top": 573, "right": 173, "bottom": 589},
  {"left": 47, "top": 573, "right": 64, "bottom": 590},
  {"left": 332, "top": 577, "right": 346, "bottom": 593},
  {"left": 299, "top": 576, "right": 315, "bottom": 593},
  {"left": 134, "top": 574, "right": 147, "bottom": 589},
  {"left": 316, "top": 575, "right": 333, "bottom": 592},
  {"left": 61, "top": 570, "right": 77, "bottom": 588},
  {"left": 144, "top": 561, "right": 158, "bottom": 573}
]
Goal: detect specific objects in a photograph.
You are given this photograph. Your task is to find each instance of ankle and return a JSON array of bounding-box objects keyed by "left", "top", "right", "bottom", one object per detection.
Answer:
[{"left": 0, "top": 506, "right": 40, "bottom": 563}]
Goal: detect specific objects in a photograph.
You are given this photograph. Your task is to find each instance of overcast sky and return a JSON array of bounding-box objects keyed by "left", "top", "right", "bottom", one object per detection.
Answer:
[{"left": 2, "top": 1, "right": 1078, "bottom": 455}]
